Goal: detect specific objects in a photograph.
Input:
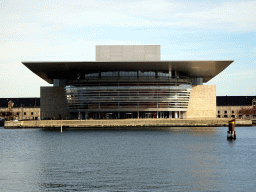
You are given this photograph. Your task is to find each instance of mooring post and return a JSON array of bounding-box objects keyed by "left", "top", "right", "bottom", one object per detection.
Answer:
[{"left": 227, "top": 119, "right": 236, "bottom": 140}]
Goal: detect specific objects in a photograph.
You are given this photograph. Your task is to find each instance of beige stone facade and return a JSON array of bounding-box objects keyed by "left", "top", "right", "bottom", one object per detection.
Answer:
[
  {"left": 0, "top": 101, "right": 40, "bottom": 120},
  {"left": 217, "top": 106, "right": 256, "bottom": 119},
  {"left": 186, "top": 85, "right": 216, "bottom": 119},
  {"left": 96, "top": 45, "right": 161, "bottom": 61}
]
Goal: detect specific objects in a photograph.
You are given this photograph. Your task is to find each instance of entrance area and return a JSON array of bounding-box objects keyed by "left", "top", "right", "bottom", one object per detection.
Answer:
[{"left": 73, "top": 111, "right": 185, "bottom": 119}]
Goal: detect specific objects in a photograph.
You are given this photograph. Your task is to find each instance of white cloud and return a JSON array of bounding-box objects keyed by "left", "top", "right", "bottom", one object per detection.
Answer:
[
  {"left": 0, "top": 0, "right": 255, "bottom": 97},
  {"left": 170, "top": 1, "right": 256, "bottom": 32},
  {"left": 36, "top": 0, "right": 255, "bottom": 31},
  {"left": 1, "top": 0, "right": 255, "bottom": 35}
]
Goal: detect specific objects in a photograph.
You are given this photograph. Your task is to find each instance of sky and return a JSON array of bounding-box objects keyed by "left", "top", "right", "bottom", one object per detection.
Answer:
[{"left": 0, "top": 0, "right": 255, "bottom": 97}]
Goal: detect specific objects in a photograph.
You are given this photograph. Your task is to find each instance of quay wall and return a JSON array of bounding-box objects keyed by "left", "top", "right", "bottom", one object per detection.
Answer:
[{"left": 4, "top": 118, "right": 252, "bottom": 128}]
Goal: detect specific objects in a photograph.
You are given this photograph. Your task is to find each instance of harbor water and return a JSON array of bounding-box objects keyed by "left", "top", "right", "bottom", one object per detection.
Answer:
[{"left": 0, "top": 126, "right": 256, "bottom": 191}]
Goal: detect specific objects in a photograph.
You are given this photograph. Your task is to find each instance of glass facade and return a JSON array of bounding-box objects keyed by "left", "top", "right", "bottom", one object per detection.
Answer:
[{"left": 65, "top": 71, "right": 192, "bottom": 119}]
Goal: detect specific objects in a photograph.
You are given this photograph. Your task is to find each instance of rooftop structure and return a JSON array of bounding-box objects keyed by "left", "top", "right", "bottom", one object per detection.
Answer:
[
  {"left": 217, "top": 96, "right": 256, "bottom": 106},
  {"left": 0, "top": 98, "right": 40, "bottom": 108}
]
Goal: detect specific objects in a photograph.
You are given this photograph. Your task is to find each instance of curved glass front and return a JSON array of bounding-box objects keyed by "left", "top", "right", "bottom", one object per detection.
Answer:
[{"left": 65, "top": 71, "right": 192, "bottom": 115}]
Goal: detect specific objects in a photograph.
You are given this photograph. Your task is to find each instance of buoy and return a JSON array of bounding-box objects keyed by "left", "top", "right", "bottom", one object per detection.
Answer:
[{"left": 227, "top": 119, "right": 236, "bottom": 140}]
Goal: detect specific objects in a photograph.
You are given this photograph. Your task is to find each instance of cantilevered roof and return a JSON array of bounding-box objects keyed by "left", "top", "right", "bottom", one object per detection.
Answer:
[{"left": 22, "top": 61, "right": 233, "bottom": 84}]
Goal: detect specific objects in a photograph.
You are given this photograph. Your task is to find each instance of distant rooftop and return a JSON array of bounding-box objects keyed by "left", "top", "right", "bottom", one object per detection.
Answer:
[
  {"left": 217, "top": 96, "right": 256, "bottom": 106},
  {"left": 0, "top": 98, "right": 40, "bottom": 108}
]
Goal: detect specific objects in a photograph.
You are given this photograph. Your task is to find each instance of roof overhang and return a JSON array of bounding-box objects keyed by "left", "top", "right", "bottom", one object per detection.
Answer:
[{"left": 22, "top": 60, "right": 233, "bottom": 84}]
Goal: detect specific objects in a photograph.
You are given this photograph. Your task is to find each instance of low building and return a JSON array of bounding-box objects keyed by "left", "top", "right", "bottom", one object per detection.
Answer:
[
  {"left": 216, "top": 96, "right": 256, "bottom": 119},
  {"left": 0, "top": 98, "right": 40, "bottom": 120}
]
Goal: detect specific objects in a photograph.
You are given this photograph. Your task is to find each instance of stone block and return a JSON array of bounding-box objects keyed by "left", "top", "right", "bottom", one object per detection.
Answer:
[
  {"left": 145, "top": 54, "right": 158, "bottom": 61},
  {"left": 186, "top": 85, "right": 216, "bottom": 118}
]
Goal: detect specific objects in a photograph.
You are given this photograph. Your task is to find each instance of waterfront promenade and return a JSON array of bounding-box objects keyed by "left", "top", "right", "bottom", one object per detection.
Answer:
[{"left": 4, "top": 118, "right": 252, "bottom": 128}]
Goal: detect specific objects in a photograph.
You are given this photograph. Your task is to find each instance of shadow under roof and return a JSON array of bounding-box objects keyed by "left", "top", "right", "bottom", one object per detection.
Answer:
[{"left": 22, "top": 60, "right": 233, "bottom": 84}]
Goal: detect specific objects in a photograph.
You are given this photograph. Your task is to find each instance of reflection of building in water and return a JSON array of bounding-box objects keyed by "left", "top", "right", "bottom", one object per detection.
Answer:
[
  {"left": 0, "top": 98, "right": 40, "bottom": 120},
  {"left": 22, "top": 45, "right": 233, "bottom": 120},
  {"left": 217, "top": 96, "right": 256, "bottom": 119}
]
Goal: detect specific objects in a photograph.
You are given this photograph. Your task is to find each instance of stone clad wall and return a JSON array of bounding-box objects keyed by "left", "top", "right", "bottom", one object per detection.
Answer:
[
  {"left": 96, "top": 45, "right": 161, "bottom": 61},
  {"left": 186, "top": 85, "right": 216, "bottom": 119},
  {"left": 40, "top": 87, "right": 70, "bottom": 120},
  {"left": 4, "top": 118, "right": 253, "bottom": 128},
  {"left": 217, "top": 106, "right": 256, "bottom": 119},
  {"left": 0, "top": 107, "right": 40, "bottom": 120}
]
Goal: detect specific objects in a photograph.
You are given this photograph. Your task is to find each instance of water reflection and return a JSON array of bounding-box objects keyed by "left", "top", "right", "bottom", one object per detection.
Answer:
[{"left": 0, "top": 127, "right": 256, "bottom": 191}]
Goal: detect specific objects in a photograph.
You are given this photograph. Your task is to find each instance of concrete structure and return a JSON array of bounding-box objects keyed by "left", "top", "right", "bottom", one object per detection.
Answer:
[
  {"left": 186, "top": 85, "right": 216, "bottom": 119},
  {"left": 0, "top": 98, "right": 40, "bottom": 120},
  {"left": 22, "top": 45, "right": 233, "bottom": 120},
  {"left": 96, "top": 45, "right": 161, "bottom": 61},
  {"left": 4, "top": 118, "right": 252, "bottom": 129},
  {"left": 40, "top": 87, "right": 69, "bottom": 120},
  {"left": 217, "top": 96, "right": 256, "bottom": 119}
]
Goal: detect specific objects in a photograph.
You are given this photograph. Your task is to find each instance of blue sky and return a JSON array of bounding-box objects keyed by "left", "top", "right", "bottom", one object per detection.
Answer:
[{"left": 0, "top": 0, "right": 255, "bottom": 97}]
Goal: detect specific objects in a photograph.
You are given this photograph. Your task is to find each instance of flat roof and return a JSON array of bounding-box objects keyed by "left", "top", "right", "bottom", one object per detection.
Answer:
[
  {"left": 22, "top": 60, "right": 233, "bottom": 84},
  {"left": 217, "top": 96, "right": 256, "bottom": 106},
  {"left": 0, "top": 98, "right": 40, "bottom": 108}
]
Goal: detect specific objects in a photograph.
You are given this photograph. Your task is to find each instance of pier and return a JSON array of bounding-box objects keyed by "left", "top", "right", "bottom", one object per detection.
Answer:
[{"left": 4, "top": 118, "right": 252, "bottom": 129}]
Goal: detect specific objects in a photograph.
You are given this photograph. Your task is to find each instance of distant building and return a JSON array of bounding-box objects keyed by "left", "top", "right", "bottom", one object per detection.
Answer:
[
  {"left": 216, "top": 96, "right": 256, "bottom": 119},
  {"left": 22, "top": 45, "right": 233, "bottom": 120},
  {"left": 0, "top": 98, "right": 40, "bottom": 120}
]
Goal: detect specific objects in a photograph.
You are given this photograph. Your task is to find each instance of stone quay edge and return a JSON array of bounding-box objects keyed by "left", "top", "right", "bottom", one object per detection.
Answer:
[{"left": 4, "top": 118, "right": 252, "bottom": 129}]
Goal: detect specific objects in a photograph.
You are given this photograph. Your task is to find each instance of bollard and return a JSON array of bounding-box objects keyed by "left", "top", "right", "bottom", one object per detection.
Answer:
[
  {"left": 61, "top": 124, "right": 62, "bottom": 133},
  {"left": 227, "top": 119, "right": 236, "bottom": 140}
]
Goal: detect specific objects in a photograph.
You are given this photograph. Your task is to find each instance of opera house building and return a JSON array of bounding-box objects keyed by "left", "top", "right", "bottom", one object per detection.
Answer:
[{"left": 22, "top": 45, "right": 233, "bottom": 120}]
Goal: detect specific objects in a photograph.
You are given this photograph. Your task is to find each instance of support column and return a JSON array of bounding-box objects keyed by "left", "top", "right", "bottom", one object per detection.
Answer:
[
  {"left": 174, "top": 111, "right": 178, "bottom": 119},
  {"left": 118, "top": 112, "right": 120, "bottom": 119},
  {"left": 169, "top": 112, "right": 172, "bottom": 119},
  {"left": 137, "top": 111, "right": 139, "bottom": 119}
]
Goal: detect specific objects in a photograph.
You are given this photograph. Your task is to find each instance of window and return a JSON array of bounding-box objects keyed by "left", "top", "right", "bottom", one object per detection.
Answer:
[
  {"left": 31, "top": 112, "right": 33, "bottom": 115},
  {"left": 224, "top": 111, "right": 227, "bottom": 114},
  {"left": 232, "top": 110, "right": 234, "bottom": 113},
  {"left": 218, "top": 111, "right": 220, "bottom": 113},
  {"left": 85, "top": 73, "right": 99, "bottom": 79},
  {"left": 17, "top": 112, "right": 19, "bottom": 115},
  {"left": 101, "top": 71, "right": 118, "bottom": 78},
  {"left": 224, "top": 115, "right": 228, "bottom": 118},
  {"left": 217, "top": 115, "right": 220, "bottom": 118},
  {"left": 231, "top": 115, "right": 235, "bottom": 118},
  {"left": 24, "top": 112, "right": 26, "bottom": 115}
]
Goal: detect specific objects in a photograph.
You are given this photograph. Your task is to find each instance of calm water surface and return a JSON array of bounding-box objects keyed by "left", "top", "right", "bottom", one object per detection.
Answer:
[{"left": 0, "top": 126, "right": 256, "bottom": 191}]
